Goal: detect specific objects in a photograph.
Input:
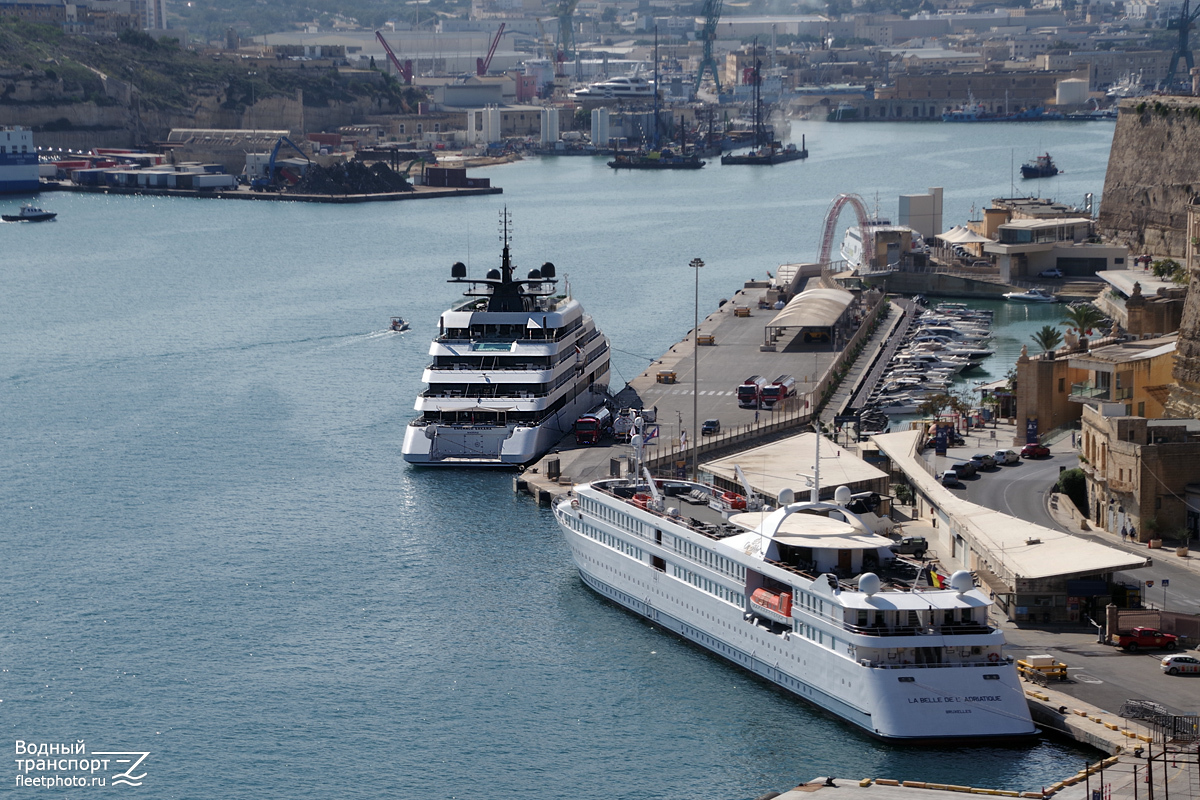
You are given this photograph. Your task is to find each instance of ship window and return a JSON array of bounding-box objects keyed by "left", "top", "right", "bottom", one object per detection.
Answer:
[
  {"left": 898, "top": 676, "right": 915, "bottom": 682},
  {"left": 983, "top": 674, "right": 1000, "bottom": 680}
]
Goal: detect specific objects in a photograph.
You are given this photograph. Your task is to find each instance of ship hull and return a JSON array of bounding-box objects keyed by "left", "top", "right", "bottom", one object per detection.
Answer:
[
  {"left": 557, "top": 504, "right": 1038, "bottom": 742},
  {"left": 402, "top": 385, "right": 604, "bottom": 466}
]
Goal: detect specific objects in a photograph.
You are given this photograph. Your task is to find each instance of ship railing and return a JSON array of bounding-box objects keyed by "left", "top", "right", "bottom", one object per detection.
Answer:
[
  {"left": 842, "top": 621, "right": 995, "bottom": 637},
  {"left": 863, "top": 659, "right": 1006, "bottom": 669}
]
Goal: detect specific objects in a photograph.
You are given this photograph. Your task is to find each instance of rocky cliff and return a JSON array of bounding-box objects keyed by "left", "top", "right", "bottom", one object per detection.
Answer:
[{"left": 1099, "top": 96, "right": 1200, "bottom": 258}]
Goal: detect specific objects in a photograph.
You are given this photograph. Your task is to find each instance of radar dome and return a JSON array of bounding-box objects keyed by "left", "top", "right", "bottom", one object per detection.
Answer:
[
  {"left": 778, "top": 488, "right": 795, "bottom": 506},
  {"left": 528, "top": 268, "right": 542, "bottom": 281},
  {"left": 630, "top": 434, "right": 643, "bottom": 449},
  {"left": 950, "top": 570, "right": 974, "bottom": 593},
  {"left": 834, "top": 486, "right": 853, "bottom": 506},
  {"left": 486, "top": 268, "right": 501, "bottom": 280},
  {"left": 858, "top": 573, "right": 881, "bottom": 596},
  {"left": 451, "top": 261, "right": 467, "bottom": 278},
  {"left": 541, "top": 262, "right": 556, "bottom": 278}
]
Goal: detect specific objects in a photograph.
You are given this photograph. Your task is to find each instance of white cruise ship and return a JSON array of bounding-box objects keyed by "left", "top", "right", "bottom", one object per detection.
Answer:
[
  {"left": 1, "top": 126, "right": 40, "bottom": 194},
  {"left": 402, "top": 217, "right": 610, "bottom": 466},
  {"left": 553, "top": 467, "right": 1038, "bottom": 742}
]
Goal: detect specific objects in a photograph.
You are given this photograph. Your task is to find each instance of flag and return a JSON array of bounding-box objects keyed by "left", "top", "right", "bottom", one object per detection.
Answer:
[
  {"left": 930, "top": 569, "right": 945, "bottom": 589},
  {"left": 644, "top": 425, "right": 659, "bottom": 441}
]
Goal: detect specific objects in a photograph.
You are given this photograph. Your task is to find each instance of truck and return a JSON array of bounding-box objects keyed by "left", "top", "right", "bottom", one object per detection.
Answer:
[
  {"left": 737, "top": 375, "right": 768, "bottom": 408},
  {"left": 612, "top": 407, "right": 656, "bottom": 442},
  {"left": 574, "top": 406, "right": 612, "bottom": 445},
  {"left": 759, "top": 375, "right": 795, "bottom": 409},
  {"left": 1114, "top": 627, "right": 1179, "bottom": 652}
]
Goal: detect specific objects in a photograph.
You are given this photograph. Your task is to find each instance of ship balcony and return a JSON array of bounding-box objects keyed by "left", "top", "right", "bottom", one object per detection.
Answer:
[{"left": 840, "top": 621, "right": 996, "bottom": 638}]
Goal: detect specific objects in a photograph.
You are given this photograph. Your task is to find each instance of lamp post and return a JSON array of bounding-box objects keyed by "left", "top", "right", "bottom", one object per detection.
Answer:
[{"left": 690, "top": 257, "right": 704, "bottom": 481}]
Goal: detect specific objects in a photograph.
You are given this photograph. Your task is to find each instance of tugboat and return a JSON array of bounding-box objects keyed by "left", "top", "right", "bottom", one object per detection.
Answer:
[
  {"left": 1020, "top": 153, "right": 1058, "bottom": 179},
  {"left": 2, "top": 203, "right": 56, "bottom": 222}
]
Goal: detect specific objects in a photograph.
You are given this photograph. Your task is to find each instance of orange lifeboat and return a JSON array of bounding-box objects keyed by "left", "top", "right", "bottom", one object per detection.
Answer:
[
  {"left": 751, "top": 588, "right": 792, "bottom": 617},
  {"left": 632, "top": 493, "right": 652, "bottom": 509},
  {"left": 721, "top": 491, "right": 746, "bottom": 510}
]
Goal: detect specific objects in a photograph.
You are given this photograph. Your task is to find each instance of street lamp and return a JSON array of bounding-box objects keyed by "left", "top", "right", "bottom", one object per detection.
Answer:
[{"left": 690, "top": 257, "right": 704, "bottom": 481}]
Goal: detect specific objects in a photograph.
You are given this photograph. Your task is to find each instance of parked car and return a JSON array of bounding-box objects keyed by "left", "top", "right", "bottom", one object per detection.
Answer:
[
  {"left": 994, "top": 449, "right": 1020, "bottom": 465},
  {"left": 1116, "top": 627, "right": 1178, "bottom": 652},
  {"left": 1039, "top": 268, "right": 1063, "bottom": 279},
  {"left": 950, "top": 461, "right": 977, "bottom": 478},
  {"left": 971, "top": 260, "right": 992, "bottom": 268},
  {"left": 890, "top": 536, "right": 929, "bottom": 558},
  {"left": 924, "top": 432, "right": 966, "bottom": 449},
  {"left": 971, "top": 453, "right": 997, "bottom": 469},
  {"left": 1161, "top": 654, "right": 1200, "bottom": 675},
  {"left": 940, "top": 469, "right": 960, "bottom": 487},
  {"left": 1021, "top": 443, "right": 1051, "bottom": 459},
  {"left": 701, "top": 418, "right": 720, "bottom": 435}
]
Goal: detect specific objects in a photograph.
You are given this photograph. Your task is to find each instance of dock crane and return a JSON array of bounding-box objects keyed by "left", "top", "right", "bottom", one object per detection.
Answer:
[
  {"left": 554, "top": 0, "right": 579, "bottom": 78},
  {"left": 477, "top": 22, "right": 505, "bottom": 76},
  {"left": 250, "top": 136, "right": 311, "bottom": 191},
  {"left": 694, "top": 0, "right": 723, "bottom": 93},
  {"left": 1164, "top": 0, "right": 1200, "bottom": 91},
  {"left": 374, "top": 30, "right": 412, "bottom": 84}
]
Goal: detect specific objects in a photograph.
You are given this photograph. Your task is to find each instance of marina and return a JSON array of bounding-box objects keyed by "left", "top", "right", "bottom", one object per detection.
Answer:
[{"left": 1, "top": 122, "right": 1134, "bottom": 799}]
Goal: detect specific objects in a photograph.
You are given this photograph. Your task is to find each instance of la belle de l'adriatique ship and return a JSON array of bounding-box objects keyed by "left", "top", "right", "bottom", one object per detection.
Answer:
[
  {"left": 402, "top": 216, "right": 611, "bottom": 466},
  {"left": 553, "top": 445, "right": 1038, "bottom": 742}
]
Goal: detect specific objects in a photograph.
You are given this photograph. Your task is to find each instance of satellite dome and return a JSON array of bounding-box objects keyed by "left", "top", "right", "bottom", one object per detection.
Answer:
[
  {"left": 541, "top": 262, "right": 556, "bottom": 278},
  {"left": 528, "top": 268, "right": 542, "bottom": 281},
  {"left": 778, "top": 488, "right": 795, "bottom": 506},
  {"left": 450, "top": 261, "right": 467, "bottom": 278},
  {"left": 858, "top": 573, "right": 881, "bottom": 596},
  {"left": 486, "top": 268, "right": 501, "bottom": 280},
  {"left": 950, "top": 570, "right": 974, "bottom": 593},
  {"left": 834, "top": 486, "right": 852, "bottom": 506}
]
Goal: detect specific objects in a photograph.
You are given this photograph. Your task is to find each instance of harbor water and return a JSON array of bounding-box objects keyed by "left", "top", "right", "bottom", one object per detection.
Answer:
[{"left": 2, "top": 120, "right": 1114, "bottom": 799}]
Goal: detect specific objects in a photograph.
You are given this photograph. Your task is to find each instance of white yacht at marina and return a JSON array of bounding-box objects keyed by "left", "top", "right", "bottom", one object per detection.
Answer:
[
  {"left": 553, "top": 452, "right": 1038, "bottom": 742},
  {"left": 570, "top": 75, "right": 654, "bottom": 100},
  {"left": 402, "top": 216, "right": 611, "bottom": 466}
]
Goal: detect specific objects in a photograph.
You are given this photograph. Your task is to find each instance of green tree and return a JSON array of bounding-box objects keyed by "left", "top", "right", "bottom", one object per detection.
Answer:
[
  {"left": 1062, "top": 304, "right": 1106, "bottom": 337},
  {"left": 1055, "top": 467, "right": 1088, "bottom": 515},
  {"left": 1032, "top": 325, "right": 1063, "bottom": 353},
  {"left": 1151, "top": 258, "right": 1187, "bottom": 284}
]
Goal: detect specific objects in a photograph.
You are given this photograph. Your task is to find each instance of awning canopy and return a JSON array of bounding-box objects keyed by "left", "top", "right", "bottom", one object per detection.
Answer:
[
  {"left": 767, "top": 287, "right": 854, "bottom": 330},
  {"left": 937, "top": 226, "right": 992, "bottom": 244}
]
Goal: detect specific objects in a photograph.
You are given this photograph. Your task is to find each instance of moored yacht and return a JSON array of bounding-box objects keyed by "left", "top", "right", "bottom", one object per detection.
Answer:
[
  {"left": 402, "top": 213, "right": 611, "bottom": 466},
  {"left": 570, "top": 75, "right": 654, "bottom": 100},
  {"left": 553, "top": 455, "right": 1038, "bottom": 742}
]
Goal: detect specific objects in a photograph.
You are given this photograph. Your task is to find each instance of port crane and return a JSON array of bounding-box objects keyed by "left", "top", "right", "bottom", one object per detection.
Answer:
[
  {"left": 374, "top": 30, "right": 412, "bottom": 84},
  {"left": 250, "top": 136, "right": 311, "bottom": 191},
  {"left": 694, "top": 0, "right": 723, "bottom": 92},
  {"left": 477, "top": 23, "right": 505, "bottom": 76},
  {"left": 554, "top": 0, "right": 579, "bottom": 78},
  {"left": 1165, "top": 0, "right": 1200, "bottom": 90}
]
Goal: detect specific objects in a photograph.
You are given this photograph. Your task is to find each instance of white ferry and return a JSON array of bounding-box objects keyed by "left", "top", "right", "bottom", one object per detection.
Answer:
[
  {"left": 1, "top": 126, "right": 40, "bottom": 194},
  {"left": 402, "top": 215, "right": 610, "bottom": 466},
  {"left": 553, "top": 459, "right": 1038, "bottom": 742},
  {"left": 841, "top": 220, "right": 929, "bottom": 272}
]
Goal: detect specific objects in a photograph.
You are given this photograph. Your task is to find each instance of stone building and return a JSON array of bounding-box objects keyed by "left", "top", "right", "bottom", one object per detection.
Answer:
[
  {"left": 1093, "top": 274, "right": 1186, "bottom": 338},
  {"left": 1080, "top": 404, "right": 1200, "bottom": 542},
  {"left": 1015, "top": 334, "right": 1177, "bottom": 444}
]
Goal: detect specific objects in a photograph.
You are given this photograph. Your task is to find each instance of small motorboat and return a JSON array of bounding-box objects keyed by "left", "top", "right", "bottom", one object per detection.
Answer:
[
  {"left": 389, "top": 317, "right": 409, "bottom": 332},
  {"left": 3, "top": 203, "right": 56, "bottom": 222},
  {"left": 1003, "top": 288, "right": 1058, "bottom": 303}
]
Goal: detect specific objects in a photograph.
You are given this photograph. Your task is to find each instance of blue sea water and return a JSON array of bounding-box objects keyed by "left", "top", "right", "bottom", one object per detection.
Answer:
[{"left": 2, "top": 121, "right": 1113, "bottom": 799}]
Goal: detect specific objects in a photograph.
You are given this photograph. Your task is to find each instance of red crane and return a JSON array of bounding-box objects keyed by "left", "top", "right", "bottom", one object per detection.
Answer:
[
  {"left": 476, "top": 23, "right": 505, "bottom": 76},
  {"left": 375, "top": 30, "right": 412, "bottom": 84}
]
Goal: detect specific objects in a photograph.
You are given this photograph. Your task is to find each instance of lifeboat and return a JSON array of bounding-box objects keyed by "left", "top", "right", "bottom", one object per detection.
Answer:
[
  {"left": 632, "top": 492, "right": 652, "bottom": 509},
  {"left": 721, "top": 491, "right": 746, "bottom": 510},
  {"left": 750, "top": 588, "right": 793, "bottom": 623}
]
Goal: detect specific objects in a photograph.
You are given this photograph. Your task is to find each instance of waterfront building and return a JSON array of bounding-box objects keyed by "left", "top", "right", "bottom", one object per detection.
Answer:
[
  {"left": 981, "top": 216, "right": 1127, "bottom": 281},
  {"left": 873, "top": 430, "right": 1149, "bottom": 623},
  {"left": 1079, "top": 404, "right": 1200, "bottom": 542},
  {"left": 1014, "top": 334, "right": 1176, "bottom": 446}
]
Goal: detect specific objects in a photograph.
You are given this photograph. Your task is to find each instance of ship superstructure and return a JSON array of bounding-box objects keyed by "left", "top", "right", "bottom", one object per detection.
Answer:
[
  {"left": 402, "top": 213, "right": 610, "bottom": 466},
  {"left": 1, "top": 126, "right": 39, "bottom": 194}
]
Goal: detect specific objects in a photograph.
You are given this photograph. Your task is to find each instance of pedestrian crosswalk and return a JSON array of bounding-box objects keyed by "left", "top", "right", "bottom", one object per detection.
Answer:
[{"left": 641, "top": 389, "right": 736, "bottom": 396}]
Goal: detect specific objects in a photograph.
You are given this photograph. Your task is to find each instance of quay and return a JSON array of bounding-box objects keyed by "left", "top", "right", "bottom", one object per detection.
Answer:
[
  {"left": 42, "top": 181, "right": 502, "bottom": 203},
  {"left": 516, "top": 273, "right": 902, "bottom": 505}
]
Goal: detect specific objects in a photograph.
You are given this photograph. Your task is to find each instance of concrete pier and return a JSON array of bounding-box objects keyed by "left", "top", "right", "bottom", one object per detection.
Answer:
[{"left": 517, "top": 278, "right": 902, "bottom": 504}]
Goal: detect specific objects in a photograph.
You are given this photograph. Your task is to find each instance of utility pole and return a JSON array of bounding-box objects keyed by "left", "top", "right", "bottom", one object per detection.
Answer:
[{"left": 690, "top": 258, "right": 704, "bottom": 481}]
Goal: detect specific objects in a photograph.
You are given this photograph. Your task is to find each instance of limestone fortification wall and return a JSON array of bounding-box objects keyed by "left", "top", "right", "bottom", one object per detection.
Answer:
[{"left": 1099, "top": 96, "right": 1200, "bottom": 258}]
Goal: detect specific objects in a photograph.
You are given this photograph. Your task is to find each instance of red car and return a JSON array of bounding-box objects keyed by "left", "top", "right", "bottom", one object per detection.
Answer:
[{"left": 1021, "top": 443, "right": 1050, "bottom": 459}]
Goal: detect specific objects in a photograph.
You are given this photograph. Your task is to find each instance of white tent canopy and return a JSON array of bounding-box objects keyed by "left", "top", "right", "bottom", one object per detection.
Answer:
[{"left": 937, "top": 226, "right": 992, "bottom": 244}]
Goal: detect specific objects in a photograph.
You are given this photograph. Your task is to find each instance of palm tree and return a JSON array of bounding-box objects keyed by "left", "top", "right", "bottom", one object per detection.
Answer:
[
  {"left": 1062, "top": 304, "right": 1106, "bottom": 337},
  {"left": 1032, "top": 325, "right": 1063, "bottom": 354}
]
